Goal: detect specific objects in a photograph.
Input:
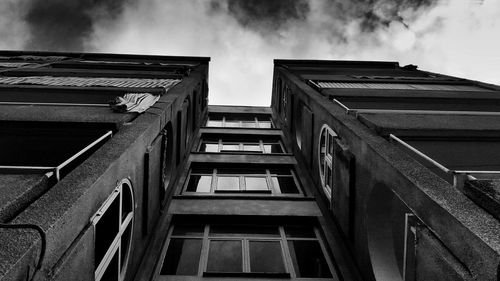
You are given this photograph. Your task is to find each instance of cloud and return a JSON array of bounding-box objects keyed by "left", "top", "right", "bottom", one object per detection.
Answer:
[{"left": 0, "top": 0, "right": 499, "bottom": 105}]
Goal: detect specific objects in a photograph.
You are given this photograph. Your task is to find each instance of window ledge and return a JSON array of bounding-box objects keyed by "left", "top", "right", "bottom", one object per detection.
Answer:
[
  {"left": 203, "top": 271, "right": 291, "bottom": 278},
  {"left": 173, "top": 194, "right": 316, "bottom": 201}
]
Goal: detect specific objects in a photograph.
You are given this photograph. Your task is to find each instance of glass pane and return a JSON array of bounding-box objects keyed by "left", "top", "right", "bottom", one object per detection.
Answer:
[
  {"left": 288, "top": 240, "right": 332, "bottom": 278},
  {"left": 121, "top": 183, "right": 133, "bottom": 223},
  {"left": 200, "top": 143, "right": 219, "bottom": 152},
  {"left": 269, "top": 168, "right": 292, "bottom": 176},
  {"left": 241, "top": 121, "right": 257, "bottom": 128},
  {"left": 186, "top": 175, "right": 212, "bottom": 192},
  {"left": 216, "top": 176, "right": 240, "bottom": 191},
  {"left": 249, "top": 241, "right": 285, "bottom": 273},
  {"left": 328, "top": 133, "right": 334, "bottom": 156},
  {"left": 172, "top": 225, "right": 205, "bottom": 236},
  {"left": 206, "top": 120, "right": 222, "bottom": 127},
  {"left": 161, "top": 238, "right": 202, "bottom": 275},
  {"left": 243, "top": 144, "right": 262, "bottom": 152},
  {"left": 207, "top": 240, "right": 242, "bottom": 272},
  {"left": 320, "top": 130, "right": 327, "bottom": 180},
  {"left": 327, "top": 166, "right": 333, "bottom": 192},
  {"left": 259, "top": 121, "right": 272, "bottom": 128},
  {"left": 210, "top": 225, "right": 280, "bottom": 237},
  {"left": 221, "top": 144, "right": 240, "bottom": 151},
  {"left": 120, "top": 223, "right": 133, "bottom": 271},
  {"left": 272, "top": 176, "right": 299, "bottom": 194},
  {"left": 245, "top": 177, "right": 268, "bottom": 191},
  {"left": 225, "top": 121, "right": 240, "bottom": 127},
  {"left": 264, "top": 143, "right": 283, "bottom": 153},
  {"left": 95, "top": 195, "right": 119, "bottom": 268},
  {"left": 284, "top": 226, "right": 316, "bottom": 238},
  {"left": 100, "top": 250, "right": 119, "bottom": 281}
]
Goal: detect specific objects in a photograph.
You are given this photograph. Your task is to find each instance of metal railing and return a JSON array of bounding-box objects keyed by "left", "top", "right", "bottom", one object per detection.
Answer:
[
  {"left": 0, "top": 130, "right": 112, "bottom": 182},
  {"left": 389, "top": 134, "right": 500, "bottom": 190}
]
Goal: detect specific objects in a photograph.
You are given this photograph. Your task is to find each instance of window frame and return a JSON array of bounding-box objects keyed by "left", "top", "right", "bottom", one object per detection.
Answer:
[
  {"left": 198, "top": 138, "right": 286, "bottom": 154},
  {"left": 158, "top": 223, "right": 336, "bottom": 278},
  {"left": 318, "top": 125, "right": 338, "bottom": 199},
  {"left": 184, "top": 168, "right": 303, "bottom": 196},
  {"left": 206, "top": 116, "right": 274, "bottom": 128},
  {"left": 92, "top": 178, "right": 134, "bottom": 281}
]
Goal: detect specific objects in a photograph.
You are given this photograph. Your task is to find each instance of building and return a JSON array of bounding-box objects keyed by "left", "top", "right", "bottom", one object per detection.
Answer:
[{"left": 0, "top": 51, "right": 499, "bottom": 281}]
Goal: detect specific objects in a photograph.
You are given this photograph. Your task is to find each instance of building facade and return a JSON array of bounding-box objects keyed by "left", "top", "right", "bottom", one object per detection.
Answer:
[{"left": 0, "top": 52, "right": 499, "bottom": 281}]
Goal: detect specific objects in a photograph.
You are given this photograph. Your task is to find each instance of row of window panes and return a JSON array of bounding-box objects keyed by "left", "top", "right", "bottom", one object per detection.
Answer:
[
  {"left": 185, "top": 168, "right": 301, "bottom": 195},
  {"left": 319, "top": 126, "right": 336, "bottom": 198},
  {"left": 160, "top": 224, "right": 334, "bottom": 278},
  {"left": 199, "top": 140, "right": 284, "bottom": 154},
  {"left": 206, "top": 117, "right": 273, "bottom": 128}
]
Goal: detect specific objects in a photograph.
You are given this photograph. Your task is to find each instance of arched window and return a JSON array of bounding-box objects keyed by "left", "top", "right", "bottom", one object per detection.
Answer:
[
  {"left": 93, "top": 179, "right": 134, "bottom": 281},
  {"left": 319, "top": 125, "right": 337, "bottom": 199}
]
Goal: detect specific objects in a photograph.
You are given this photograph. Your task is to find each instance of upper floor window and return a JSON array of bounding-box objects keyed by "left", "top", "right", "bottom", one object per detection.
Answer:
[
  {"left": 319, "top": 125, "right": 337, "bottom": 199},
  {"left": 92, "top": 179, "right": 134, "bottom": 281},
  {"left": 159, "top": 222, "right": 334, "bottom": 278},
  {"left": 206, "top": 115, "right": 273, "bottom": 128},
  {"left": 199, "top": 139, "right": 285, "bottom": 154},
  {"left": 185, "top": 167, "right": 301, "bottom": 195}
]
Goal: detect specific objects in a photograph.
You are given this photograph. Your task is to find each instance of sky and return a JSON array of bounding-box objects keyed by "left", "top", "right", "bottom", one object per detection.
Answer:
[{"left": 0, "top": 0, "right": 499, "bottom": 106}]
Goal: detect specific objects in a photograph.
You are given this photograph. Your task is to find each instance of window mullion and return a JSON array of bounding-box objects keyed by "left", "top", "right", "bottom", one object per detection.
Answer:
[
  {"left": 279, "top": 226, "right": 295, "bottom": 277},
  {"left": 240, "top": 176, "right": 245, "bottom": 191},
  {"left": 313, "top": 227, "right": 336, "bottom": 279},
  {"left": 199, "top": 225, "right": 210, "bottom": 276},
  {"left": 243, "top": 238, "right": 250, "bottom": 273},
  {"left": 211, "top": 169, "right": 217, "bottom": 193},
  {"left": 267, "top": 169, "right": 278, "bottom": 194}
]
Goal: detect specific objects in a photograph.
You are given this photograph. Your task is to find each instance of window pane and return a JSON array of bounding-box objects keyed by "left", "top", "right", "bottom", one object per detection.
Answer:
[
  {"left": 241, "top": 121, "right": 257, "bottom": 128},
  {"left": 272, "top": 176, "right": 299, "bottom": 194},
  {"left": 288, "top": 240, "right": 332, "bottom": 278},
  {"left": 172, "top": 225, "right": 205, "bottom": 236},
  {"left": 269, "top": 168, "right": 292, "bottom": 176},
  {"left": 249, "top": 241, "right": 285, "bottom": 273},
  {"left": 216, "top": 176, "right": 240, "bottom": 191},
  {"left": 210, "top": 225, "right": 280, "bottom": 237},
  {"left": 328, "top": 134, "right": 334, "bottom": 156},
  {"left": 320, "top": 130, "right": 327, "bottom": 180},
  {"left": 200, "top": 143, "right": 219, "bottom": 152},
  {"left": 161, "top": 238, "right": 202, "bottom": 275},
  {"left": 327, "top": 166, "right": 333, "bottom": 192},
  {"left": 186, "top": 175, "right": 212, "bottom": 192},
  {"left": 121, "top": 183, "right": 133, "bottom": 223},
  {"left": 221, "top": 144, "right": 240, "bottom": 151},
  {"left": 259, "top": 121, "right": 272, "bottom": 128},
  {"left": 207, "top": 240, "right": 243, "bottom": 272},
  {"left": 243, "top": 144, "right": 262, "bottom": 152},
  {"left": 120, "top": 223, "right": 133, "bottom": 271},
  {"left": 264, "top": 143, "right": 283, "bottom": 153},
  {"left": 245, "top": 177, "right": 268, "bottom": 191},
  {"left": 100, "top": 250, "right": 119, "bottom": 281},
  {"left": 95, "top": 195, "right": 119, "bottom": 268},
  {"left": 284, "top": 226, "right": 316, "bottom": 238},
  {"left": 206, "top": 120, "right": 222, "bottom": 127},
  {"left": 225, "top": 121, "right": 240, "bottom": 127}
]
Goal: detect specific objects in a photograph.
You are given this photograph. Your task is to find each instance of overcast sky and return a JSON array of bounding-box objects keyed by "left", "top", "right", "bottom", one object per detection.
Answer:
[{"left": 1, "top": 0, "right": 499, "bottom": 106}]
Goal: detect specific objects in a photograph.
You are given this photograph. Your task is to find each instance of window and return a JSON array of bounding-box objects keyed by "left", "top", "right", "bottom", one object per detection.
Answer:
[
  {"left": 206, "top": 116, "right": 274, "bottom": 128},
  {"left": 319, "top": 125, "right": 337, "bottom": 198},
  {"left": 92, "top": 179, "right": 134, "bottom": 281},
  {"left": 160, "top": 223, "right": 334, "bottom": 278},
  {"left": 185, "top": 168, "right": 301, "bottom": 195},
  {"left": 199, "top": 139, "right": 285, "bottom": 154}
]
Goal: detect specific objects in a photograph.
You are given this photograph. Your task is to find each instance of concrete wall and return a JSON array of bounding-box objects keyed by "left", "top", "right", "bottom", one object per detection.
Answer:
[
  {"left": 0, "top": 56, "right": 209, "bottom": 281},
  {"left": 272, "top": 64, "right": 500, "bottom": 281}
]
